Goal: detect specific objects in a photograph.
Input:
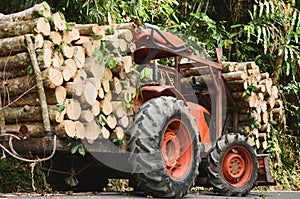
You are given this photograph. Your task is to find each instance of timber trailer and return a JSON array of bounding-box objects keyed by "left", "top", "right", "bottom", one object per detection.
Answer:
[{"left": 1, "top": 25, "right": 275, "bottom": 198}]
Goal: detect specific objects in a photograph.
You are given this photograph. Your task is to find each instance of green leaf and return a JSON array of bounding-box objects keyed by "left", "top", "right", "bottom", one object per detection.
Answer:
[
  {"left": 65, "top": 22, "right": 73, "bottom": 32},
  {"left": 78, "top": 145, "right": 86, "bottom": 156},
  {"left": 71, "top": 145, "right": 79, "bottom": 154},
  {"left": 112, "top": 138, "right": 118, "bottom": 143},
  {"left": 46, "top": 17, "right": 52, "bottom": 22},
  {"left": 57, "top": 104, "right": 65, "bottom": 112},
  {"left": 107, "top": 57, "right": 117, "bottom": 69},
  {"left": 91, "top": 34, "right": 103, "bottom": 40},
  {"left": 43, "top": 2, "right": 51, "bottom": 10},
  {"left": 28, "top": 65, "right": 34, "bottom": 75}
]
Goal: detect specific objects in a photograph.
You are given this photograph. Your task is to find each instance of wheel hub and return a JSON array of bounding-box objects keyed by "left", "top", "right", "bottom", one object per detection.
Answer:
[
  {"left": 161, "top": 119, "right": 193, "bottom": 180},
  {"left": 223, "top": 153, "right": 245, "bottom": 180},
  {"left": 162, "top": 131, "right": 180, "bottom": 167}
]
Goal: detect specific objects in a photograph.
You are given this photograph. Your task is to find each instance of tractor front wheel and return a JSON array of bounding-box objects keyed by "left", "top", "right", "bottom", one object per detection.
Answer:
[
  {"left": 128, "top": 96, "right": 201, "bottom": 198},
  {"left": 208, "top": 133, "right": 259, "bottom": 196}
]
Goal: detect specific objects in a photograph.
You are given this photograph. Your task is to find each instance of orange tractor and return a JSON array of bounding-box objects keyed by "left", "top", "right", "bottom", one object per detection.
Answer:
[{"left": 125, "top": 25, "right": 275, "bottom": 197}]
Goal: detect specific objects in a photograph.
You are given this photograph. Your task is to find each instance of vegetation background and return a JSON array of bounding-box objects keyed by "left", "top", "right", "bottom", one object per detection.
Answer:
[{"left": 0, "top": 0, "right": 299, "bottom": 191}]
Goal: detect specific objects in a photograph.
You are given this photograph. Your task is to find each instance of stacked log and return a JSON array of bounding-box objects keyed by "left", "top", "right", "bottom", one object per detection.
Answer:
[
  {"left": 222, "top": 62, "right": 284, "bottom": 151},
  {"left": 0, "top": 3, "right": 138, "bottom": 146},
  {"left": 181, "top": 61, "right": 284, "bottom": 151}
]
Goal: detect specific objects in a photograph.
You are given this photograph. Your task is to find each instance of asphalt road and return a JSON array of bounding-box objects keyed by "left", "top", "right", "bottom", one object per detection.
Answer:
[{"left": 2, "top": 191, "right": 300, "bottom": 199}]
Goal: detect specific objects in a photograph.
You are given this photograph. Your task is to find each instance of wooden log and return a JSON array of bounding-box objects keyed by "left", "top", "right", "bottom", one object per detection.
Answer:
[
  {"left": 0, "top": 2, "right": 51, "bottom": 24},
  {"left": 113, "top": 126, "right": 124, "bottom": 140},
  {"left": 63, "top": 28, "right": 80, "bottom": 44},
  {"left": 65, "top": 99, "right": 81, "bottom": 120},
  {"left": 103, "top": 67, "right": 113, "bottom": 81},
  {"left": 73, "top": 46, "right": 85, "bottom": 68},
  {"left": 262, "top": 111, "right": 269, "bottom": 124},
  {"left": 0, "top": 17, "right": 51, "bottom": 38},
  {"left": 267, "top": 96, "right": 276, "bottom": 109},
  {"left": 51, "top": 12, "right": 66, "bottom": 31},
  {"left": 260, "top": 123, "right": 271, "bottom": 133},
  {"left": 34, "top": 34, "right": 44, "bottom": 49},
  {"left": 0, "top": 67, "right": 29, "bottom": 79},
  {"left": 62, "top": 44, "right": 74, "bottom": 59},
  {"left": 113, "top": 77, "right": 122, "bottom": 94},
  {"left": 75, "top": 24, "right": 105, "bottom": 36},
  {"left": 84, "top": 56, "right": 105, "bottom": 77},
  {"left": 100, "top": 126, "right": 110, "bottom": 139},
  {"left": 101, "top": 79, "right": 111, "bottom": 93},
  {"left": 80, "top": 81, "right": 98, "bottom": 106},
  {"left": 55, "top": 120, "right": 76, "bottom": 138},
  {"left": 84, "top": 120, "right": 101, "bottom": 141},
  {"left": 271, "top": 86, "right": 279, "bottom": 99},
  {"left": 111, "top": 101, "right": 126, "bottom": 118},
  {"left": 5, "top": 122, "right": 56, "bottom": 137},
  {"left": 118, "top": 39, "right": 128, "bottom": 52},
  {"left": 226, "top": 80, "right": 247, "bottom": 92},
  {"left": 82, "top": 39, "right": 101, "bottom": 56},
  {"left": 114, "top": 56, "right": 133, "bottom": 73},
  {"left": 98, "top": 87, "right": 105, "bottom": 99},
  {"left": 80, "top": 109, "right": 94, "bottom": 122},
  {"left": 5, "top": 87, "right": 65, "bottom": 107},
  {"left": 74, "top": 121, "right": 85, "bottom": 139},
  {"left": 50, "top": 31, "right": 62, "bottom": 45},
  {"left": 87, "top": 77, "right": 101, "bottom": 90},
  {"left": 0, "top": 52, "right": 31, "bottom": 71},
  {"left": 107, "top": 114, "right": 117, "bottom": 129},
  {"left": 0, "top": 35, "right": 28, "bottom": 56},
  {"left": 117, "top": 29, "right": 133, "bottom": 42},
  {"left": 3, "top": 105, "right": 60, "bottom": 123},
  {"left": 36, "top": 48, "right": 53, "bottom": 69},
  {"left": 91, "top": 100, "right": 100, "bottom": 116},
  {"left": 43, "top": 67, "right": 64, "bottom": 88},
  {"left": 100, "top": 99, "right": 113, "bottom": 116},
  {"left": 248, "top": 92, "right": 258, "bottom": 108},
  {"left": 102, "top": 35, "right": 119, "bottom": 50},
  {"left": 74, "top": 36, "right": 90, "bottom": 45},
  {"left": 52, "top": 51, "right": 64, "bottom": 69},
  {"left": 222, "top": 62, "right": 237, "bottom": 73},
  {"left": 62, "top": 58, "right": 77, "bottom": 81},
  {"left": 223, "top": 71, "right": 248, "bottom": 81},
  {"left": 118, "top": 115, "right": 129, "bottom": 128}
]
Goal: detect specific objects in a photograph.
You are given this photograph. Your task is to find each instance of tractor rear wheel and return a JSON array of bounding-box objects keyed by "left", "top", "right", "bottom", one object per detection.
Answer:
[
  {"left": 128, "top": 96, "right": 200, "bottom": 198},
  {"left": 208, "top": 133, "right": 259, "bottom": 196}
]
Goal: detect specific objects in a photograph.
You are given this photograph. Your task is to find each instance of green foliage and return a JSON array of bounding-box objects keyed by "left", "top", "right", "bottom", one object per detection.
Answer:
[
  {"left": 71, "top": 143, "right": 86, "bottom": 157},
  {"left": 0, "top": 158, "right": 51, "bottom": 193}
]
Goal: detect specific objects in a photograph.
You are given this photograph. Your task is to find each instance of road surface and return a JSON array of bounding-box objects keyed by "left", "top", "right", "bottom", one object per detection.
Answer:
[{"left": 2, "top": 191, "right": 300, "bottom": 199}]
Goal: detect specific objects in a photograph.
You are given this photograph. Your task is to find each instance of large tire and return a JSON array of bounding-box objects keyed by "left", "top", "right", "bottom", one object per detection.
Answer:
[
  {"left": 128, "top": 96, "right": 201, "bottom": 198},
  {"left": 208, "top": 133, "right": 259, "bottom": 196}
]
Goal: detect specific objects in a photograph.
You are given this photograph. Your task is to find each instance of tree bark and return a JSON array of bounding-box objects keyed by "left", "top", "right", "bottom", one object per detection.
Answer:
[
  {"left": 0, "top": 2, "right": 51, "bottom": 24},
  {"left": 0, "top": 35, "right": 28, "bottom": 56}
]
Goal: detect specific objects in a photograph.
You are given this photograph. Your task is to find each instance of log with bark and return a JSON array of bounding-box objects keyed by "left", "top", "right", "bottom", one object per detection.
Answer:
[{"left": 0, "top": 2, "right": 52, "bottom": 24}]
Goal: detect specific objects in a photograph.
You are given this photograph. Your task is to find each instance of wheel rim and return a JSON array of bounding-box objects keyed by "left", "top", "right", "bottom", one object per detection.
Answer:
[
  {"left": 162, "top": 119, "right": 193, "bottom": 180},
  {"left": 222, "top": 146, "right": 253, "bottom": 188}
]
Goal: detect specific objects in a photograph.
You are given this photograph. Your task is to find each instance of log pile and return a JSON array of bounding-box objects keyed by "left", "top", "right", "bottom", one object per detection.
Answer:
[
  {"left": 181, "top": 62, "right": 284, "bottom": 151},
  {"left": 0, "top": 2, "right": 138, "bottom": 146},
  {"left": 221, "top": 62, "right": 284, "bottom": 151}
]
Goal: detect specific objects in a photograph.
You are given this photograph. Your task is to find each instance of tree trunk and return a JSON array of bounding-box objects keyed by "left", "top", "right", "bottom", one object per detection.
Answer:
[
  {"left": 3, "top": 105, "right": 59, "bottom": 123},
  {"left": 0, "top": 2, "right": 51, "bottom": 24},
  {"left": 0, "top": 35, "right": 28, "bottom": 56},
  {"left": 75, "top": 24, "right": 105, "bottom": 36}
]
